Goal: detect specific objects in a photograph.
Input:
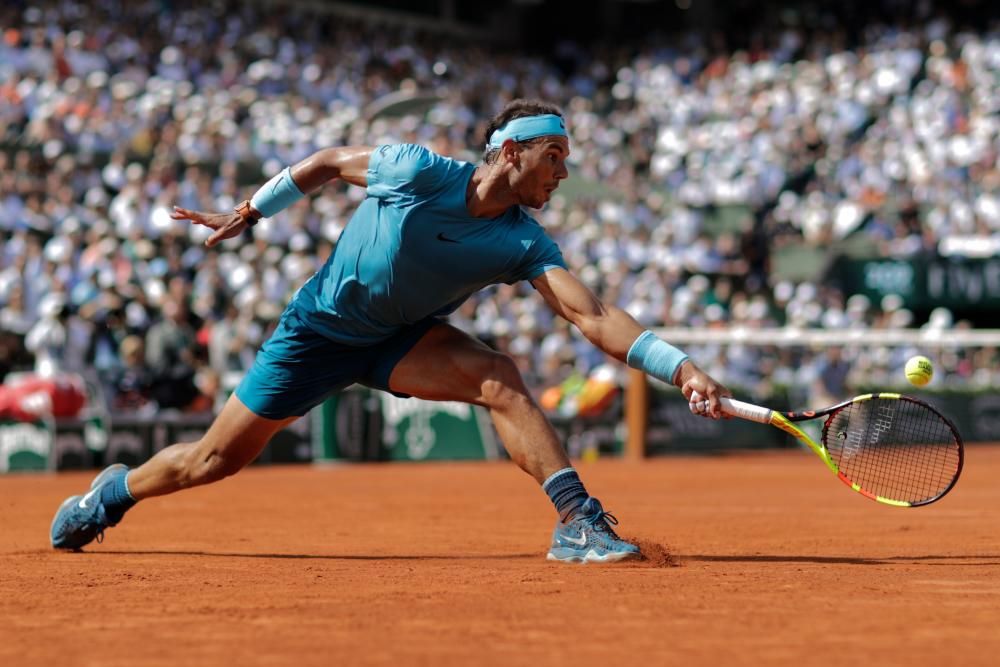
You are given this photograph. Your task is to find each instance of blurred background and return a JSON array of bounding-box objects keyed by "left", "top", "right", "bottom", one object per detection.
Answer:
[{"left": 1, "top": 0, "right": 998, "bottom": 468}]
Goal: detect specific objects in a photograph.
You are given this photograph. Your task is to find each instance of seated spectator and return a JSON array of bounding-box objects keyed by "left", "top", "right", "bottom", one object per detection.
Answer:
[
  {"left": 145, "top": 297, "right": 199, "bottom": 410},
  {"left": 111, "top": 335, "right": 153, "bottom": 413}
]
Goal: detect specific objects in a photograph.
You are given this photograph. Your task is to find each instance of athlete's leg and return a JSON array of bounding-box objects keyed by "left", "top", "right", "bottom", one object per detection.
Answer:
[
  {"left": 387, "top": 322, "right": 569, "bottom": 484},
  {"left": 387, "top": 322, "right": 639, "bottom": 562},
  {"left": 126, "top": 393, "right": 297, "bottom": 499}
]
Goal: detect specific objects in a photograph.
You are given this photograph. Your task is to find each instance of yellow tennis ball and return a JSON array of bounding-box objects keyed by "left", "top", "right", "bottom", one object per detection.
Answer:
[{"left": 905, "top": 355, "right": 934, "bottom": 386}]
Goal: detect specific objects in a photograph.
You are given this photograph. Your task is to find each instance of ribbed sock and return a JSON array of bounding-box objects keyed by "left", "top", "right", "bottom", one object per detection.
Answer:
[
  {"left": 542, "top": 468, "right": 589, "bottom": 522},
  {"left": 100, "top": 471, "right": 137, "bottom": 523}
]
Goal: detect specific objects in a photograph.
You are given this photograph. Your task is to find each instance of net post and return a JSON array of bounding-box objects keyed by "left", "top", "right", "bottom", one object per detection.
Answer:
[{"left": 624, "top": 367, "right": 648, "bottom": 460}]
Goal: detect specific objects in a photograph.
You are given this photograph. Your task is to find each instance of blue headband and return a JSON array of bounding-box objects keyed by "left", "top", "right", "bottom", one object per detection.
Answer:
[{"left": 487, "top": 114, "right": 568, "bottom": 149}]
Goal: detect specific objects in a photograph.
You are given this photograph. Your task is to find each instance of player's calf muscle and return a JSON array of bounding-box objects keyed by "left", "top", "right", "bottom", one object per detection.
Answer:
[
  {"left": 152, "top": 441, "right": 224, "bottom": 490},
  {"left": 185, "top": 445, "right": 243, "bottom": 486},
  {"left": 130, "top": 439, "right": 250, "bottom": 497}
]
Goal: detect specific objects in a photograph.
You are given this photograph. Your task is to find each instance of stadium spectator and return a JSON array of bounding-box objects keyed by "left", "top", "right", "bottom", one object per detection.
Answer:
[
  {"left": 24, "top": 293, "right": 70, "bottom": 377},
  {"left": 144, "top": 297, "right": 198, "bottom": 410},
  {"left": 110, "top": 334, "right": 153, "bottom": 413}
]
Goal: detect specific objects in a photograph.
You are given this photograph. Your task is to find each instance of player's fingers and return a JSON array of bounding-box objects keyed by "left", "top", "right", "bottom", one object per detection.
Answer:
[
  {"left": 683, "top": 381, "right": 701, "bottom": 402},
  {"left": 174, "top": 210, "right": 207, "bottom": 226},
  {"left": 692, "top": 400, "right": 716, "bottom": 417},
  {"left": 205, "top": 229, "right": 224, "bottom": 247},
  {"left": 688, "top": 389, "right": 705, "bottom": 415},
  {"left": 173, "top": 207, "right": 219, "bottom": 229},
  {"left": 705, "top": 387, "right": 723, "bottom": 419}
]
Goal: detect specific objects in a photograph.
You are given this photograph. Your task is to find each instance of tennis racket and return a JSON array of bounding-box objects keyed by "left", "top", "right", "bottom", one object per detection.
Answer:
[{"left": 693, "top": 393, "right": 963, "bottom": 507}]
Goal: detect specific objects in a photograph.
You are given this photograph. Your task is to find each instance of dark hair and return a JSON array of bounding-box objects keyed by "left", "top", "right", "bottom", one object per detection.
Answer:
[{"left": 482, "top": 99, "right": 564, "bottom": 164}]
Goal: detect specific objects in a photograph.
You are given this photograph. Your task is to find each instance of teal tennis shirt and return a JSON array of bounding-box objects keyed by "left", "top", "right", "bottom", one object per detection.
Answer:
[{"left": 290, "top": 143, "right": 567, "bottom": 344}]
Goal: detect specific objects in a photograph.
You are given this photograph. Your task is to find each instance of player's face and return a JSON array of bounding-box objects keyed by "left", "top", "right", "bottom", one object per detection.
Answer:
[{"left": 514, "top": 137, "right": 569, "bottom": 208}]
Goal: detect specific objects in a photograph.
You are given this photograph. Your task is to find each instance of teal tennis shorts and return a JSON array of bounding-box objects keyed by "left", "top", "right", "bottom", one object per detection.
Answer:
[{"left": 235, "top": 305, "right": 441, "bottom": 420}]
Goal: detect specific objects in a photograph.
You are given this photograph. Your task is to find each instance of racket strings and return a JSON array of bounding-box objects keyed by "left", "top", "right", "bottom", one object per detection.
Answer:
[
  {"left": 848, "top": 402, "right": 956, "bottom": 502},
  {"left": 824, "top": 398, "right": 961, "bottom": 505}
]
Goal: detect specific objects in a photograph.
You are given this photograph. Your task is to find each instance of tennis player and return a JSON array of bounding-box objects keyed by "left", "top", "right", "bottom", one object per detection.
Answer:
[{"left": 51, "top": 99, "right": 730, "bottom": 563}]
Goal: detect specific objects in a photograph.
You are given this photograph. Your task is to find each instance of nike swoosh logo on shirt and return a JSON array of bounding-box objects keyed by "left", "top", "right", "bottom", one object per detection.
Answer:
[
  {"left": 78, "top": 487, "right": 101, "bottom": 510},
  {"left": 563, "top": 529, "right": 587, "bottom": 546},
  {"left": 436, "top": 232, "right": 461, "bottom": 244}
]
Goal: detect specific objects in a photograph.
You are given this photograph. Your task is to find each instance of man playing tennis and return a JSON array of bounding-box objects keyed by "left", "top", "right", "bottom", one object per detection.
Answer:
[{"left": 51, "top": 99, "right": 730, "bottom": 563}]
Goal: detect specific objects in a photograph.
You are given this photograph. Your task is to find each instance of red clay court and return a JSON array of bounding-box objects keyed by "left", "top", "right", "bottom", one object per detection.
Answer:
[{"left": 3, "top": 445, "right": 1000, "bottom": 666}]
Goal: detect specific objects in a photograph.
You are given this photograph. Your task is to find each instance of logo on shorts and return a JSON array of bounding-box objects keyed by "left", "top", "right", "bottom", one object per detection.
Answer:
[{"left": 436, "top": 232, "right": 461, "bottom": 244}]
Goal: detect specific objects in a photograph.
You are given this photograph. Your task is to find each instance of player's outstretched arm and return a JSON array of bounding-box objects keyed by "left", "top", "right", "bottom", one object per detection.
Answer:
[
  {"left": 171, "top": 145, "right": 374, "bottom": 247},
  {"left": 532, "top": 267, "right": 731, "bottom": 417}
]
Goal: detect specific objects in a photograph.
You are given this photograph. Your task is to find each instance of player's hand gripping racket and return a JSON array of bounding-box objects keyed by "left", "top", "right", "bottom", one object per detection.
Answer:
[{"left": 692, "top": 393, "right": 963, "bottom": 506}]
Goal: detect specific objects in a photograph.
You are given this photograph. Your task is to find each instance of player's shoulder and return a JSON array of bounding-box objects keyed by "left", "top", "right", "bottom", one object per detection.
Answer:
[
  {"left": 511, "top": 207, "right": 547, "bottom": 233},
  {"left": 369, "top": 144, "right": 465, "bottom": 195},
  {"left": 501, "top": 208, "right": 561, "bottom": 254},
  {"left": 373, "top": 142, "right": 434, "bottom": 161},
  {"left": 372, "top": 143, "right": 458, "bottom": 174}
]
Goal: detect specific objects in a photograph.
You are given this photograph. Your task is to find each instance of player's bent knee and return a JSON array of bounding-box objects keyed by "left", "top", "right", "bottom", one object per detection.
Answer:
[{"left": 479, "top": 353, "right": 530, "bottom": 410}]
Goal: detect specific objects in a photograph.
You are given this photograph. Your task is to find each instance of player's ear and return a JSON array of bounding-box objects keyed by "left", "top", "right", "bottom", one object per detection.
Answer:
[{"left": 500, "top": 139, "right": 521, "bottom": 167}]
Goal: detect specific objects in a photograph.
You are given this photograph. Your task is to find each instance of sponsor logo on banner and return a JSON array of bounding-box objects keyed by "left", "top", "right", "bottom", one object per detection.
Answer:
[
  {"left": 0, "top": 422, "right": 51, "bottom": 472},
  {"left": 379, "top": 397, "right": 472, "bottom": 460}
]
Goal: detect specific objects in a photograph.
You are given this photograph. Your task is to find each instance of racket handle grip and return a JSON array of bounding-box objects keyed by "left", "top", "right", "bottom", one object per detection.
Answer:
[{"left": 718, "top": 397, "right": 773, "bottom": 423}]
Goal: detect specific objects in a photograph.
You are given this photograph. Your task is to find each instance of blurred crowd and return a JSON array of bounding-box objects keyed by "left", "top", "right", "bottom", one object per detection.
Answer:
[{"left": 1, "top": 0, "right": 998, "bottom": 418}]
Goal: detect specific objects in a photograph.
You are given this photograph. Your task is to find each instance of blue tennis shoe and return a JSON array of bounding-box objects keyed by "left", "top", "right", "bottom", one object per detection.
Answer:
[
  {"left": 50, "top": 464, "right": 130, "bottom": 550},
  {"left": 547, "top": 497, "right": 641, "bottom": 563}
]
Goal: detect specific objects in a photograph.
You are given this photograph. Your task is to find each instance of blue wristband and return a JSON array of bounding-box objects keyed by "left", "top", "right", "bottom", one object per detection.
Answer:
[
  {"left": 626, "top": 331, "right": 690, "bottom": 385},
  {"left": 250, "top": 167, "right": 305, "bottom": 218}
]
